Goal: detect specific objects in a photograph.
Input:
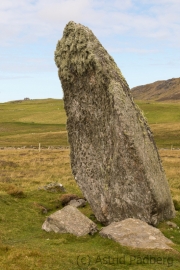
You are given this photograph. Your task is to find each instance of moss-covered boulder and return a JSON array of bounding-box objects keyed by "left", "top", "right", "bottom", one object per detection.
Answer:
[{"left": 54, "top": 21, "right": 175, "bottom": 226}]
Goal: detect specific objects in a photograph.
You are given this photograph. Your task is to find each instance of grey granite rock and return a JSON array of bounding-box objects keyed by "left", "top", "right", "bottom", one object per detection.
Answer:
[
  {"left": 68, "top": 198, "right": 87, "bottom": 208},
  {"left": 99, "top": 218, "right": 173, "bottom": 250},
  {"left": 42, "top": 205, "right": 97, "bottom": 236},
  {"left": 166, "top": 221, "right": 178, "bottom": 228},
  {"left": 54, "top": 21, "right": 175, "bottom": 226}
]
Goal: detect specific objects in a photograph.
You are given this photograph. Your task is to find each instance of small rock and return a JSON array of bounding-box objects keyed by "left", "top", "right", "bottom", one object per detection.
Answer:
[
  {"left": 68, "top": 199, "right": 87, "bottom": 208},
  {"left": 42, "top": 205, "right": 98, "bottom": 236},
  {"left": 166, "top": 221, "right": 178, "bottom": 228},
  {"left": 39, "top": 183, "right": 66, "bottom": 193},
  {"left": 99, "top": 218, "right": 173, "bottom": 250}
]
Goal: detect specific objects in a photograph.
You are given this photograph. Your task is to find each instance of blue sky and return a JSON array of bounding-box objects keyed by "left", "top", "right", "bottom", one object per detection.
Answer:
[{"left": 0, "top": 0, "right": 180, "bottom": 102}]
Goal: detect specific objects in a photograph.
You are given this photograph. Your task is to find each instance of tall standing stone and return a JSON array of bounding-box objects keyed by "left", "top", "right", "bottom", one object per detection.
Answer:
[{"left": 54, "top": 21, "right": 175, "bottom": 226}]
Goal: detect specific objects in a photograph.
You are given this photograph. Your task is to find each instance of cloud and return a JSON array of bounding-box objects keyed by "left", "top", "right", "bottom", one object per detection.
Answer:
[
  {"left": 37, "top": 0, "right": 90, "bottom": 23},
  {"left": 91, "top": 0, "right": 133, "bottom": 11},
  {"left": 0, "top": 0, "right": 180, "bottom": 78},
  {"left": 0, "top": 0, "right": 179, "bottom": 46}
]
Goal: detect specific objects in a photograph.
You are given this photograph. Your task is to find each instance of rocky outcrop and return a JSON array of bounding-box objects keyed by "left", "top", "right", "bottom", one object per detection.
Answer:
[
  {"left": 99, "top": 218, "right": 174, "bottom": 250},
  {"left": 42, "top": 205, "right": 97, "bottom": 236},
  {"left": 54, "top": 21, "right": 175, "bottom": 226}
]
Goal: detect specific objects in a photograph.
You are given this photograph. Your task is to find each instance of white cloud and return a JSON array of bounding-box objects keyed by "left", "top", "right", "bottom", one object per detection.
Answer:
[
  {"left": 0, "top": 0, "right": 180, "bottom": 77},
  {"left": 0, "top": 0, "right": 179, "bottom": 46},
  {"left": 92, "top": 0, "right": 133, "bottom": 11},
  {"left": 37, "top": 0, "right": 90, "bottom": 23}
]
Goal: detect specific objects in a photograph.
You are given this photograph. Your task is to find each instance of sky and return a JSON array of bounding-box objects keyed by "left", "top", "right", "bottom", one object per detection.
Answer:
[{"left": 0, "top": 0, "right": 180, "bottom": 103}]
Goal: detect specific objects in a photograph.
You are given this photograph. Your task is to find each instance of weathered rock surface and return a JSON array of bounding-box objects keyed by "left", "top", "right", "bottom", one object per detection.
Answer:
[
  {"left": 68, "top": 198, "right": 87, "bottom": 208},
  {"left": 54, "top": 21, "right": 175, "bottom": 226},
  {"left": 42, "top": 205, "right": 97, "bottom": 236},
  {"left": 99, "top": 218, "right": 174, "bottom": 250}
]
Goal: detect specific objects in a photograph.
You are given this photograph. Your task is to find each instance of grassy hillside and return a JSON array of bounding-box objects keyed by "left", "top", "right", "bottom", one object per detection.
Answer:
[
  {"left": 136, "top": 101, "right": 180, "bottom": 148},
  {"left": 0, "top": 99, "right": 67, "bottom": 147},
  {"left": 0, "top": 98, "right": 180, "bottom": 148},
  {"left": 131, "top": 77, "right": 180, "bottom": 102}
]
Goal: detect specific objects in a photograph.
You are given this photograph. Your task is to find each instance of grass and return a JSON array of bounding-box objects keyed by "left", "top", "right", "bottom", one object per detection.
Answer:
[
  {"left": 0, "top": 98, "right": 180, "bottom": 269},
  {"left": 0, "top": 149, "right": 180, "bottom": 269},
  {"left": 0, "top": 98, "right": 180, "bottom": 148},
  {"left": 136, "top": 101, "right": 180, "bottom": 148},
  {"left": 0, "top": 99, "right": 66, "bottom": 124},
  {"left": 0, "top": 99, "right": 67, "bottom": 147},
  {"left": 136, "top": 102, "right": 180, "bottom": 124}
]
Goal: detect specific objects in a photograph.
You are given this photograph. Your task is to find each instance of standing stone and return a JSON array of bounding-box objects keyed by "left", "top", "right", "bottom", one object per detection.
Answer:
[{"left": 54, "top": 21, "right": 175, "bottom": 226}]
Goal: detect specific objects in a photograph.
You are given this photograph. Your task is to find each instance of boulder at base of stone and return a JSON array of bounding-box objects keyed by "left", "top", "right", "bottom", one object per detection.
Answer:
[
  {"left": 99, "top": 218, "right": 173, "bottom": 250},
  {"left": 42, "top": 205, "right": 97, "bottom": 236},
  {"left": 68, "top": 198, "right": 87, "bottom": 208}
]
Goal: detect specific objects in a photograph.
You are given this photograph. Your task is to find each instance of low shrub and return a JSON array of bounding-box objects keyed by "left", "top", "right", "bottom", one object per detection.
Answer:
[
  {"left": 6, "top": 184, "right": 25, "bottom": 198},
  {"left": 59, "top": 193, "right": 79, "bottom": 206}
]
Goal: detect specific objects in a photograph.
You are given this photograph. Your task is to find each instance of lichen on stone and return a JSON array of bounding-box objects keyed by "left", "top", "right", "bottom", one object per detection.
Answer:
[{"left": 55, "top": 21, "right": 128, "bottom": 88}]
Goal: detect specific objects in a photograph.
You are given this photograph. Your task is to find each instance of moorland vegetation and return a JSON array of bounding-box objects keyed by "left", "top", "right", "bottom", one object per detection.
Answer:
[{"left": 0, "top": 98, "right": 180, "bottom": 269}]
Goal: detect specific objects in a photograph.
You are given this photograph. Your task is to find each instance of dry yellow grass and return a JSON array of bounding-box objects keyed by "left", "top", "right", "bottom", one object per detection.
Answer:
[
  {"left": 0, "top": 148, "right": 179, "bottom": 206},
  {"left": 0, "top": 148, "right": 81, "bottom": 195},
  {"left": 159, "top": 149, "right": 180, "bottom": 204},
  {"left": 151, "top": 123, "right": 180, "bottom": 132}
]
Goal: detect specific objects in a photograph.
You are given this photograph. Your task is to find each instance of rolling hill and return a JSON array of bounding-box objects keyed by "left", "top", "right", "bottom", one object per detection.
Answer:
[
  {"left": 131, "top": 77, "right": 180, "bottom": 102},
  {"left": 0, "top": 98, "right": 180, "bottom": 148},
  {"left": 0, "top": 98, "right": 68, "bottom": 147}
]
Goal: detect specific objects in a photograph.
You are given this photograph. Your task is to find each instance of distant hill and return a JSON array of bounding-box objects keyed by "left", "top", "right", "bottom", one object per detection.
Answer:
[{"left": 131, "top": 77, "right": 180, "bottom": 102}]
